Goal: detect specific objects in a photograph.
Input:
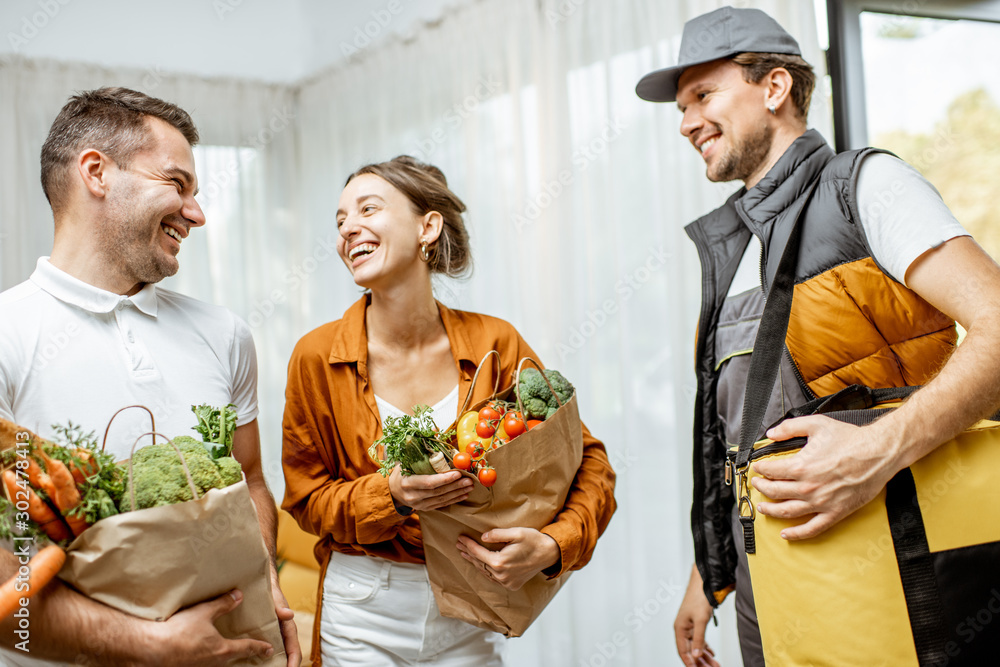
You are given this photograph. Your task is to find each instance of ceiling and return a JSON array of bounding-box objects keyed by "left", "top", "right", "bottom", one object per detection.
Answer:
[{"left": 0, "top": 0, "right": 469, "bottom": 84}]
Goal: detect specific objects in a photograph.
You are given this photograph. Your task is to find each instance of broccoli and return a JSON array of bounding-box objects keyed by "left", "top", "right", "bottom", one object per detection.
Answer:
[
  {"left": 516, "top": 368, "right": 575, "bottom": 421},
  {"left": 216, "top": 457, "right": 243, "bottom": 486},
  {"left": 119, "top": 438, "right": 242, "bottom": 512}
]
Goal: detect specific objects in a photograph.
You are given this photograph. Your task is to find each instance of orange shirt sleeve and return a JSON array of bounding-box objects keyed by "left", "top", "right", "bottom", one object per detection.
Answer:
[{"left": 280, "top": 330, "right": 411, "bottom": 551}]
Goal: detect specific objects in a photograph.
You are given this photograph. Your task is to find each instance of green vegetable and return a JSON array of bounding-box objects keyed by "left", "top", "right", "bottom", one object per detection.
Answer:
[
  {"left": 119, "top": 439, "right": 242, "bottom": 512},
  {"left": 516, "top": 368, "right": 575, "bottom": 420},
  {"left": 373, "top": 406, "right": 455, "bottom": 477},
  {"left": 191, "top": 404, "right": 238, "bottom": 459}
]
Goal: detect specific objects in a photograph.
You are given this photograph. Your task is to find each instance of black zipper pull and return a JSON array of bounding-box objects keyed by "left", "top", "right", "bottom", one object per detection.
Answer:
[{"left": 738, "top": 469, "right": 756, "bottom": 555}]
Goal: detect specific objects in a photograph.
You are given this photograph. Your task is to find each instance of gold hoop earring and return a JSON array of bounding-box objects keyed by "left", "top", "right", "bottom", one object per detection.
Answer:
[{"left": 420, "top": 241, "right": 431, "bottom": 262}]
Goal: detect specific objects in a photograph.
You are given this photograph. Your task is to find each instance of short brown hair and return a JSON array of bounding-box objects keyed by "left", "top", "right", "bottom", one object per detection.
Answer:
[
  {"left": 346, "top": 156, "right": 471, "bottom": 278},
  {"left": 40, "top": 87, "right": 199, "bottom": 212},
  {"left": 732, "top": 53, "right": 816, "bottom": 121}
]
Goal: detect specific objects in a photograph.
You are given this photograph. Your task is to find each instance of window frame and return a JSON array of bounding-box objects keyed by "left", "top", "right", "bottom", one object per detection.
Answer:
[{"left": 826, "top": 0, "right": 1000, "bottom": 151}]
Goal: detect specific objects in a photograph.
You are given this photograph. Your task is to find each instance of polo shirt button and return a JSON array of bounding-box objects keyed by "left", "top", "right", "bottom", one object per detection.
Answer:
[
  {"left": 127, "top": 332, "right": 135, "bottom": 343},
  {"left": 117, "top": 302, "right": 125, "bottom": 311}
]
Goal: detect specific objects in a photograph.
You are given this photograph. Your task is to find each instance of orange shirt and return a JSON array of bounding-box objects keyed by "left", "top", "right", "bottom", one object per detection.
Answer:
[{"left": 281, "top": 295, "right": 616, "bottom": 577}]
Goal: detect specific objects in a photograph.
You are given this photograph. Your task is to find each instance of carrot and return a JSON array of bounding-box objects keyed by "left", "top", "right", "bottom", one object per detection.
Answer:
[
  {"left": 35, "top": 451, "right": 81, "bottom": 514},
  {"left": 25, "top": 457, "right": 57, "bottom": 500},
  {"left": 2, "top": 471, "right": 72, "bottom": 543},
  {"left": 62, "top": 511, "right": 90, "bottom": 538},
  {"left": 0, "top": 545, "right": 66, "bottom": 619},
  {"left": 67, "top": 449, "right": 98, "bottom": 486}
]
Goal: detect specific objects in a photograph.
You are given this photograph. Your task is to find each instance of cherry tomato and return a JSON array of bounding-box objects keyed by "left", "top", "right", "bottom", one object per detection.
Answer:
[
  {"left": 476, "top": 419, "right": 496, "bottom": 439},
  {"left": 478, "top": 466, "right": 497, "bottom": 487},
  {"left": 503, "top": 412, "right": 526, "bottom": 439},
  {"left": 452, "top": 452, "right": 472, "bottom": 471},
  {"left": 526, "top": 420, "right": 543, "bottom": 430},
  {"left": 478, "top": 406, "right": 501, "bottom": 422},
  {"left": 466, "top": 441, "right": 485, "bottom": 459}
]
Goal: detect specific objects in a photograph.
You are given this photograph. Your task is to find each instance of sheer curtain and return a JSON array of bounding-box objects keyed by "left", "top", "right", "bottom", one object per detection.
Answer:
[{"left": 0, "top": 1, "right": 829, "bottom": 663}]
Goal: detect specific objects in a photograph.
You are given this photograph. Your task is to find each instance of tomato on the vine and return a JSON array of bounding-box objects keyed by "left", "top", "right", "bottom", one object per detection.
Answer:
[
  {"left": 478, "top": 466, "right": 497, "bottom": 487},
  {"left": 466, "top": 441, "right": 485, "bottom": 459},
  {"left": 452, "top": 452, "right": 472, "bottom": 471},
  {"left": 503, "top": 412, "right": 526, "bottom": 439},
  {"left": 476, "top": 419, "right": 496, "bottom": 439},
  {"left": 478, "top": 406, "right": 501, "bottom": 422},
  {"left": 526, "top": 419, "right": 543, "bottom": 430}
]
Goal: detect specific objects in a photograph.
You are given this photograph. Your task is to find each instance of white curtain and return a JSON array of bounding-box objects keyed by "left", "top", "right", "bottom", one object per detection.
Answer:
[{"left": 0, "top": 1, "right": 829, "bottom": 663}]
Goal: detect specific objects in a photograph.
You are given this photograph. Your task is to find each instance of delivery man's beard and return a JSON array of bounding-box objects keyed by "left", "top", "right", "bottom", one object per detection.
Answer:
[{"left": 707, "top": 123, "right": 774, "bottom": 184}]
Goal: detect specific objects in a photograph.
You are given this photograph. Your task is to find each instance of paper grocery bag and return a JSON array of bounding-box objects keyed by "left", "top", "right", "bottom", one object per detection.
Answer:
[
  {"left": 59, "top": 478, "right": 285, "bottom": 666},
  {"left": 419, "top": 386, "right": 584, "bottom": 637}
]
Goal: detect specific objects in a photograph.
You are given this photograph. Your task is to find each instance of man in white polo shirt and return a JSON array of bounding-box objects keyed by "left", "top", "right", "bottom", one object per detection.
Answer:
[{"left": 0, "top": 88, "right": 300, "bottom": 666}]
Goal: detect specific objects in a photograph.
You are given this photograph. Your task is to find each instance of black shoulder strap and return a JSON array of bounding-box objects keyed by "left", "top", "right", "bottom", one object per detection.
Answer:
[{"left": 735, "top": 178, "right": 820, "bottom": 469}]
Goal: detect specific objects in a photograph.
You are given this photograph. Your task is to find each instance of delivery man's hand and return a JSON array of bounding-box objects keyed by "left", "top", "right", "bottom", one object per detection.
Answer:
[{"left": 674, "top": 564, "right": 721, "bottom": 667}]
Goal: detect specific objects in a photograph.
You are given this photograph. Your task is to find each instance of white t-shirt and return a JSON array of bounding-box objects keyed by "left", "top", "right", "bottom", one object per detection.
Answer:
[
  {"left": 0, "top": 257, "right": 259, "bottom": 462},
  {"left": 727, "top": 153, "right": 969, "bottom": 296},
  {"left": 374, "top": 384, "right": 460, "bottom": 431}
]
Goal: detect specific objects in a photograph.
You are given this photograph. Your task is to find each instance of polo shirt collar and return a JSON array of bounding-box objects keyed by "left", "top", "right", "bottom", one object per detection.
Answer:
[
  {"left": 327, "top": 294, "right": 477, "bottom": 369},
  {"left": 30, "top": 257, "right": 159, "bottom": 317}
]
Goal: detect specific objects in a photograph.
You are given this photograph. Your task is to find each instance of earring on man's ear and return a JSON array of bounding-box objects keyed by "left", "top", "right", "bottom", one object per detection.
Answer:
[
  {"left": 420, "top": 240, "right": 431, "bottom": 262},
  {"left": 768, "top": 104, "right": 777, "bottom": 116}
]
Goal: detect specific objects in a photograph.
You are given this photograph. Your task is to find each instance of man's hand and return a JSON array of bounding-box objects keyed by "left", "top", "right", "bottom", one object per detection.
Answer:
[
  {"left": 270, "top": 568, "right": 302, "bottom": 667},
  {"left": 388, "top": 466, "right": 472, "bottom": 511},
  {"left": 455, "top": 527, "right": 559, "bottom": 591},
  {"left": 674, "top": 564, "right": 720, "bottom": 667},
  {"left": 148, "top": 590, "right": 274, "bottom": 666},
  {"left": 752, "top": 415, "right": 898, "bottom": 540}
]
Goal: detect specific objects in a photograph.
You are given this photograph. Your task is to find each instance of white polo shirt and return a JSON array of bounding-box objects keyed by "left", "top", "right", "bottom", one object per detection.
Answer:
[{"left": 0, "top": 258, "right": 258, "bottom": 462}]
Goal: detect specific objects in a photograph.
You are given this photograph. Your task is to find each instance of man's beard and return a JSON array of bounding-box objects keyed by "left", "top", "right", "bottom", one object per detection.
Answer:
[
  {"left": 98, "top": 177, "right": 180, "bottom": 288},
  {"left": 708, "top": 122, "right": 774, "bottom": 183}
]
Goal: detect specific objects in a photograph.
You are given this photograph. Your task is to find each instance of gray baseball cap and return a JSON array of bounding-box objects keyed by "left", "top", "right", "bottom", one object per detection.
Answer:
[{"left": 636, "top": 6, "right": 801, "bottom": 103}]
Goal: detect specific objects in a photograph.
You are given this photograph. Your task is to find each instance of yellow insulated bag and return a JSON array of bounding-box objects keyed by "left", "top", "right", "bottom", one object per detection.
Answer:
[
  {"left": 734, "top": 386, "right": 1000, "bottom": 665},
  {"left": 734, "top": 181, "right": 1000, "bottom": 665}
]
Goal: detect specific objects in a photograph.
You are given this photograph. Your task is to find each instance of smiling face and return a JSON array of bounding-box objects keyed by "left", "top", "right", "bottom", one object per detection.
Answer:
[
  {"left": 676, "top": 59, "right": 775, "bottom": 185},
  {"left": 101, "top": 117, "right": 205, "bottom": 286},
  {"left": 335, "top": 173, "right": 433, "bottom": 290}
]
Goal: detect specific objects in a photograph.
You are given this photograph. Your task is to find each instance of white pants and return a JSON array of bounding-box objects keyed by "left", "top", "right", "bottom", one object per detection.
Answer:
[{"left": 320, "top": 551, "right": 505, "bottom": 666}]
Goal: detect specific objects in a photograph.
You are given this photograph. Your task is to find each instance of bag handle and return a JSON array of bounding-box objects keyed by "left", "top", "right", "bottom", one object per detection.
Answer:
[
  {"left": 103, "top": 405, "right": 156, "bottom": 453},
  {"left": 512, "top": 357, "right": 564, "bottom": 417},
  {"left": 126, "top": 431, "right": 200, "bottom": 511},
  {"left": 458, "top": 350, "right": 503, "bottom": 416},
  {"left": 735, "top": 178, "right": 821, "bottom": 471}
]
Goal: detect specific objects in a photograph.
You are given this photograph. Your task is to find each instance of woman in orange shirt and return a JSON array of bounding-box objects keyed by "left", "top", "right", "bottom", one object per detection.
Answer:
[{"left": 281, "top": 156, "right": 616, "bottom": 666}]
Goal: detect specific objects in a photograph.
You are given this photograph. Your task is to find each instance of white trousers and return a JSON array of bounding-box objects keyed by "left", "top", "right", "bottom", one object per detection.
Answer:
[{"left": 320, "top": 551, "right": 505, "bottom": 666}]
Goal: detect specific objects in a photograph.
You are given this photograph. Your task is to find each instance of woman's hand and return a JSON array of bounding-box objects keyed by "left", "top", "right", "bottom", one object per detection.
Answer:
[
  {"left": 388, "top": 465, "right": 473, "bottom": 511},
  {"left": 456, "top": 527, "right": 560, "bottom": 591}
]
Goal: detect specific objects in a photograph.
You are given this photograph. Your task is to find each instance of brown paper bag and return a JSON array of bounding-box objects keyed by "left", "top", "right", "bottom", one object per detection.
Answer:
[
  {"left": 418, "top": 355, "right": 585, "bottom": 637},
  {"left": 59, "top": 444, "right": 285, "bottom": 666}
]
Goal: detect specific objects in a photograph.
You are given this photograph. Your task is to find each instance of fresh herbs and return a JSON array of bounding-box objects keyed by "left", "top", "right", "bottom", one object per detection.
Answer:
[
  {"left": 373, "top": 406, "right": 455, "bottom": 477},
  {"left": 192, "top": 404, "right": 238, "bottom": 459}
]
